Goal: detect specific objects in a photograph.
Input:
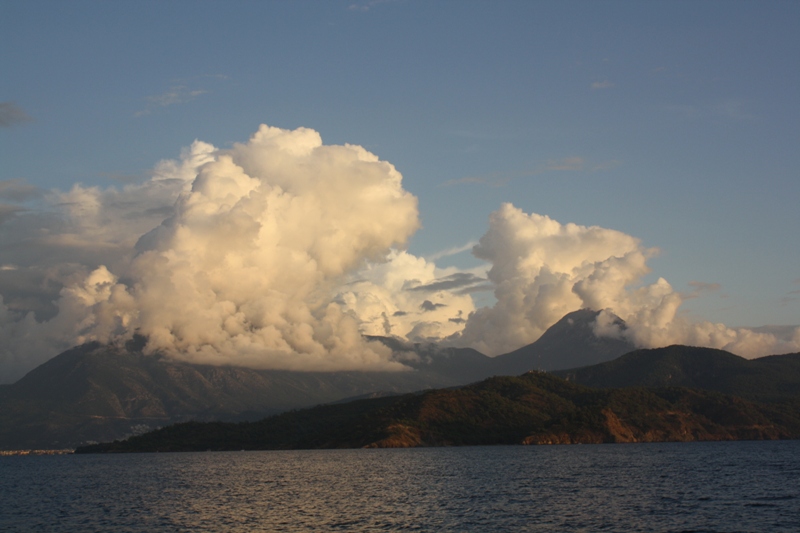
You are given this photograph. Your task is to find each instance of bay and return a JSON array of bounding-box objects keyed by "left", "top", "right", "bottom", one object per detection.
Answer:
[{"left": 1, "top": 440, "right": 798, "bottom": 532}]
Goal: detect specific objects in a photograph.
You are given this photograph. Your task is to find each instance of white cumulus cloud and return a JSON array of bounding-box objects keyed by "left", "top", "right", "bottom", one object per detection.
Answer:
[
  {"left": 0, "top": 125, "right": 420, "bottom": 381},
  {"left": 448, "top": 203, "right": 800, "bottom": 358},
  {"left": 336, "top": 250, "right": 478, "bottom": 342},
  {"left": 1, "top": 125, "right": 798, "bottom": 383}
]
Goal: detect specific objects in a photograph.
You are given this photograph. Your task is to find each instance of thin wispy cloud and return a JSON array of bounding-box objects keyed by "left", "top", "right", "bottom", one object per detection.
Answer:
[
  {"left": 785, "top": 280, "right": 800, "bottom": 303},
  {"left": 407, "top": 272, "right": 488, "bottom": 294},
  {"left": 546, "top": 156, "right": 584, "bottom": 171},
  {"left": 426, "top": 241, "right": 478, "bottom": 261},
  {"left": 449, "top": 129, "right": 501, "bottom": 140},
  {"left": 591, "top": 160, "right": 622, "bottom": 172},
  {"left": 0, "top": 179, "right": 43, "bottom": 202},
  {"left": 201, "top": 74, "right": 229, "bottom": 81},
  {"left": 591, "top": 80, "right": 615, "bottom": 90},
  {"left": 713, "top": 99, "right": 756, "bottom": 120},
  {"left": 444, "top": 155, "right": 619, "bottom": 188},
  {"left": 135, "top": 75, "right": 228, "bottom": 116},
  {"left": 441, "top": 174, "right": 511, "bottom": 188},
  {"left": 348, "top": 0, "right": 398, "bottom": 12},
  {"left": 663, "top": 103, "right": 702, "bottom": 120},
  {"left": 780, "top": 295, "right": 799, "bottom": 307},
  {"left": 100, "top": 173, "right": 148, "bottom": 185},
  {"left": 0, "top": 205, "right": 26, "bottom": 225},
  {"left": 685, "top": 281, "right": 723, "bottom": 299},
  {"left": 688, "top": 281, "right": 722, "bottom": 291},
  {"left": 136, "top": 86, "right": 207, "bottom": 116},
  {"left": 454, "top": 282, "right": 494, "bottom": 295},
  {"left": 0, "top": 102, "right": 33, "bottom": 127}
]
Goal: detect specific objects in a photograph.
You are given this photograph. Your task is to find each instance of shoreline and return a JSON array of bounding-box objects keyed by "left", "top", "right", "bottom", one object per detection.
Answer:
[{"left": 0, "top": 449, "right": 74, "bottom": 456}]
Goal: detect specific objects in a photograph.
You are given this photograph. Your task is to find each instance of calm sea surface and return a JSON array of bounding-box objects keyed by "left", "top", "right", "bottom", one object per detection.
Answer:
[{"left": 1, "top": 441, "right": 798, "bottom": 532}]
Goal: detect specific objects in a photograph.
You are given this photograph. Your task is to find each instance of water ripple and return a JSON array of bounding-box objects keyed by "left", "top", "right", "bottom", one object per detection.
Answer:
[{"left": 1, "top": 441, "right": 798, "bottom": 532}]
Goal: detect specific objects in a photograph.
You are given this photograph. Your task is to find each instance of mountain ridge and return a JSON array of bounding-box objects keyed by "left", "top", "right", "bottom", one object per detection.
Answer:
[
  {"left": 75, "top": 370, "right": 800, "bottom": 453},
  {"left": 5, "top": 309, "right": 781, "bottom": 450},
  {"left": 554, "top": 345, "right": 800, "bottom": 404}
]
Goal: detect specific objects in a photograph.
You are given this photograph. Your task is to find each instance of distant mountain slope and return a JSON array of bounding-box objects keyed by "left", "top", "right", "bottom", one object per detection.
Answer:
[
  {"left": 0, "top": 339, "right": 488, "bottom": 450},
  {"left": 2, "top": 309, "right": 634, "bottom": 449},
  {"left": 366, "top": 336, "right": 497, "bottom": 384},
  {"left": 367, "top": 308, "right": 633, "bottom": 379},
  {"left": 76, "top": 371, "right": 800, "bottom": 453},
  {"left": 491, "top": 309, "right": 635, "bottom": 374},
  {"left": 553, "top": 345, "right": 800, "bottom": 404}
]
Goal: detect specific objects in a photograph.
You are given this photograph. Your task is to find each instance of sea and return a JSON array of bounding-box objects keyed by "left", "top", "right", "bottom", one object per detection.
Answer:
[{"left": 1, "top": 440, "right": 798, "bottom": 532}]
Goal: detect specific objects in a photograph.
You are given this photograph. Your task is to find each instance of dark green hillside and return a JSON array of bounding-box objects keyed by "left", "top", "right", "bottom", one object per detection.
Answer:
[
  {"left": 76, "top": 371, "right": 800, "bottom": 453},
  {"left": 554, "top": 345, "right": 800, "bottom": 404}
]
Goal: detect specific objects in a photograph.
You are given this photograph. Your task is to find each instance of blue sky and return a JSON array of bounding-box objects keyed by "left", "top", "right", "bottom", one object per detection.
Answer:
[{"left": 1, "top": 1, "right": 799, "bottom": 378}]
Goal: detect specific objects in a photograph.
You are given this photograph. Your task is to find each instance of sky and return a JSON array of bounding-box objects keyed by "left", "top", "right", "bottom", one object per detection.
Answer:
[{"left": 1, "top": 1, "right": 799, "bottom": 382}]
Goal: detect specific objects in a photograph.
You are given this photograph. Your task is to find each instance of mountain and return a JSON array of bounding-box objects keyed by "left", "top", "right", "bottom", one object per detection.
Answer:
[
  {"left": 553, "top": 345, "right": 800, "bottom": 404},
  {"left": 491, "top": 309, "right": 635, "bottom": 374},
  {"left": 375, "top": 309, "right": 635, "bottom": 380},
  {"left": 0, "top": 309, "right": 649, "bottom": 450},
  {"left": 0, "top": 338, "right": 490, "bottom": 450},
  {"left": 75, "top": 371, "right": 800, "bottom": 453},
  {"left": 366, "top": 336, "right": 497, "bottom": 384}
]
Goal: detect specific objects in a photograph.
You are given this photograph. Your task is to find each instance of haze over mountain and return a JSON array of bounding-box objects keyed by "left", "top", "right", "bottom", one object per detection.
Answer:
[{"left": 0, "top": 309, "right": 633, "bottom": 449}]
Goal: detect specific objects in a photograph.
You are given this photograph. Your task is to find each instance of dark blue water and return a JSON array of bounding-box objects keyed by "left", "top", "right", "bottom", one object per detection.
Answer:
[{"left": 1, "top": 441, "right": 798, "bottom": 532}]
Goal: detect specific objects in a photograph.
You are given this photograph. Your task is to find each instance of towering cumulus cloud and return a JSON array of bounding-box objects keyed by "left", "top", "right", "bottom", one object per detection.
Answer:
[
  {"left": 0, "top": 125, "right": 420, "bottom": 378},
  {"left": 452, "top": 203, "right": 800, "bottom": 357},
  {"left": 454, "top": 203, "right": 666, "bottom": 354},
  {"left": 120, "top": 125, "right": 420, "bottom": 370}
]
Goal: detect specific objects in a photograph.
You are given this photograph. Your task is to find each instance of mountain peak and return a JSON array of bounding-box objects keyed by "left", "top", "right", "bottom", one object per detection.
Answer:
[{"left": 491, "top": 308, "right": 635, "bottom": 373}]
